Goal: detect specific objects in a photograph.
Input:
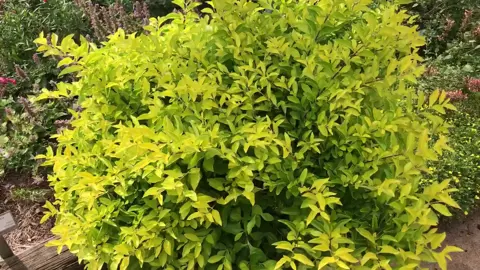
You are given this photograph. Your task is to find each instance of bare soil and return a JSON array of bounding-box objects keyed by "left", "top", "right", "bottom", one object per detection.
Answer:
[{"left": 427, "top": 207, "right": 480, "bottom": 270}]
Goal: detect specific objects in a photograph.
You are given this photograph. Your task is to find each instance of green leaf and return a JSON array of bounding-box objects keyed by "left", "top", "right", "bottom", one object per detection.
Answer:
[
  {"left": 431, "top": 204, "right": 452, "bottom": 217},
  {"left": 57, "top": 57, "right": 74, "bottom": 67},
  {"left": 208, "top": 255, "right": 224, "bottom": 264},
  {"left": 40, "top": 214, "right": 51, "bottom": 224},
  {"left": 306, "top": 209, "right": 319, "bottom": 225},
  {"left": 143, "top": 187, "right": 161, "bottom": 198},
  {"left": 119, "top": 256, "right": 130, "bottom": 270},
  {"left": 185, "top": 233, "right": 200, "bottom": 241},
  {"left": 208, "top": 178, "right": 224, "bottom": 191},
  {"left": 395, "top": 0, "right": 414, "bottom": 4},
  {"left": 234, "top": 232, "right": 243, "bottom": 241},
  {"left": 336, "top": 260, "right": 350, "bottom": 270},
  {"left": 164, "top": 240, "right": 172, "bottom": 255},
  {"left": 356, "top": 228, "right": 375, "bottom": 244},
  {"left": 203, "top": 158, "right": 215, "bottom": 172},
  {"left": 361, "top": 252, "right": 378, "bottom": 266},
  {"left": 292, "top": 253, "right": 314, "bottom": 266},
  {"left": 212, "top": 209, "right": 223, "bottom": 226},
  {"left": 433, "top": 252, "right": 447, "bottom": 270},
  {"left": 274, "top": 256, "right": 290, "bottom": 270},
  {"left": 462, "top": 64, "right": 474, "bottom": 72},
  {"left": 442, "top": 245, "right": 463, "bottom": 254},
  {"left": 274, "top": 241, "right": 294, "bottom": 252},
  {"left": 115, "top": 244, "right": 130, "bottom": 255},
  {"left": 318, "top": 257, "right": 336, "bottom": 269},
  {"left": 438, "top": 194, "right": 460, "bottom": 209},
  {"left": 380, "top": 245, "right": 399, "bottom": 255},
  {"left": 243, "top": 191, "right": 255, "bottom": 205},
  {"left": 247, "top": 218, "right": 256, "bottom": 234},
  {"left": 299, "top": 169, "right": 308, "bottom": 184},
  {"left": 429, "top": 90, "right": 440, "bottom": 106},
  {"left": 188, "top": 169, "right": 202, "bottom": 190},
  {"left": 59, "top": 65, "right": 83, "bottom": 77},
  {"left": 261, "top": 213, "right": 274, "bottom": 221},
  {"left": 418, "top": 91, "right": 425, "bottom": 106}
]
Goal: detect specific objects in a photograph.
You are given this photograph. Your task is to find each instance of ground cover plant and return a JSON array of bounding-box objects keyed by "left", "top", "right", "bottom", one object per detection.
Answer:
[
  {"left": 36, "top": 0, "right": 462, "bottom": 269},
  {"left": 415, "top": 0, "right": 480, "bottom": 214}
]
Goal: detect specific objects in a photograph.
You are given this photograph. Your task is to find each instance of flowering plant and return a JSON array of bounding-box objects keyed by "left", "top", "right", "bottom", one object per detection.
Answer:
[{"left": 0, "top": 77, "right": 16, "bottom": 86}]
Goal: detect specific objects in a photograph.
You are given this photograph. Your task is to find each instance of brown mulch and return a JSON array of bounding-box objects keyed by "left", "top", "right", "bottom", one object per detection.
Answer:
[{"left": 0, "top": 172, "right": 54, "bottom": 255}]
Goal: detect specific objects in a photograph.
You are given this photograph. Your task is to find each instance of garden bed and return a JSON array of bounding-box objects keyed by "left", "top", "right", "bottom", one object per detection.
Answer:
[{"left": 0, "top": 173, "right": 53, "bottom": 255}]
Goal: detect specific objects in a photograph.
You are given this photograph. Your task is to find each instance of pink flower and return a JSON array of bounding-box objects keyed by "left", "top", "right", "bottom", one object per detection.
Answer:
[
  {"left": 466, "top": 78, "right": 480, "bottom": 92},
  {"left": 445, "top": 90, "right": 467, "bottom": 101},
  {"left": 461, "top": 10, "right": 473, "bottom": 31},
  {"left": 0, "top": 77, "right": 16, "bottom": 85},
  {"left": 424, "top": 66, "right": 439, "bottom": 77},
  {"left": 439, "top": 18, "right": 455, "bottom": 40},
  {"left": 474, "top": 25, "right": 480, "bottom": 38},
  {"left": 43, "top": 0, "right": 47, "bottom": 3}
]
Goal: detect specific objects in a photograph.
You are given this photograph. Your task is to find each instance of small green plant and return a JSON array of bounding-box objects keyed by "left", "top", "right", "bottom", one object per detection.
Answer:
[
  {"left": 11, "top": 187, "right": 51, "bottom": 202},
  {"left": 37, "top": 0, "right": 462, "bottom": 269}
]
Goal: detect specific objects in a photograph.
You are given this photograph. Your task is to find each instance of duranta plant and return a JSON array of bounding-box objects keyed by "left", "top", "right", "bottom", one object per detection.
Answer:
[{"left": 36, "top": 0, "right": 462, "bottom": 269}]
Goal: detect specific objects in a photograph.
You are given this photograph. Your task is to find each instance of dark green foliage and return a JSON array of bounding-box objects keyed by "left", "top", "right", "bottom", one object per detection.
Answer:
[
  {"left": 410, "top": 0, "right": 480, "bottom": 57},
  {"left": 0, "top": 0, "right": 89, "bottom": 70},
  {"left": 414, "top": 0, "right": 480, "bottom": 92},
  {"left": 145, "top": 0, "right": 174, "bottom": 17}
]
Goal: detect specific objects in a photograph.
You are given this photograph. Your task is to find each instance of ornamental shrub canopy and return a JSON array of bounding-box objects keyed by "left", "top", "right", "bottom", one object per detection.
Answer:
[{"left": 35, "top": 0, "right": 461, "bottom": 269}]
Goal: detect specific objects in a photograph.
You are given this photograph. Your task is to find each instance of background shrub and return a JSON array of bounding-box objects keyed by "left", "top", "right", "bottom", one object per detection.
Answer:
[
  {"left": 0, "top": 0, "right": 89, "bottom": 71},
  {"left": 0, "top": 0, "right": 88, "bottom": 178},
  {"left": 73, "top": 0, "right": 152, "bottom": 41},
  {"left": 411, "top": 0, "right": 480, "bottom": 215},
  {"left": 414, "top": 0, "right": 480, "bottom": 92},
  {"left": 410, "top": 0, "right": 480, "bottom": 57},
  {"left": 38, "top": 1, "right": 461, "bottom": 269}
]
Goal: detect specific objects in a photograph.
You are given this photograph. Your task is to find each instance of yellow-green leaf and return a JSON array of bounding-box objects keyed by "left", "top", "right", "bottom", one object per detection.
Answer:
[
  {"left": 431, "top": 204, "right": 452, "bottom": 217},
  {"left": 185, "top": 233, "right": 201, "bottom": 242},
  {"left": 356, "top": 228, "right": 375, "bottom": 244},
  {"left": 243, "top": 191, "right": 255, "bottom": 205},
  {"left": 164, "top": 239, "right": 172, "bottom": 255},
  {"left": 292, "top": 253, "right": 314, "bottom": 266},
  {"left": 208, "top": 254, "right": 224, "bottom": 264},
  {"left": 380, "top": 245, "right": 399, "bottom": 255},
  {"left": 275, "top": 256, "right": 290, "bottom": 269},
  {"left": 318, "top": 257, "right": 336, "bottom": 269},
  {"left": 212, "top": 209, "right": 222, "bottom": 226},
  {"left": 188, "top": 169, "right": 202, "bottom": 191},
  {"left": 429, "top": 89, "right": 440, "bottom": 106},
  {"left": 143, "top": 187, "right": 161, "bottom": 198},
  {"left": 361, "top": 252, "right": 378, "bottom": 266}
]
